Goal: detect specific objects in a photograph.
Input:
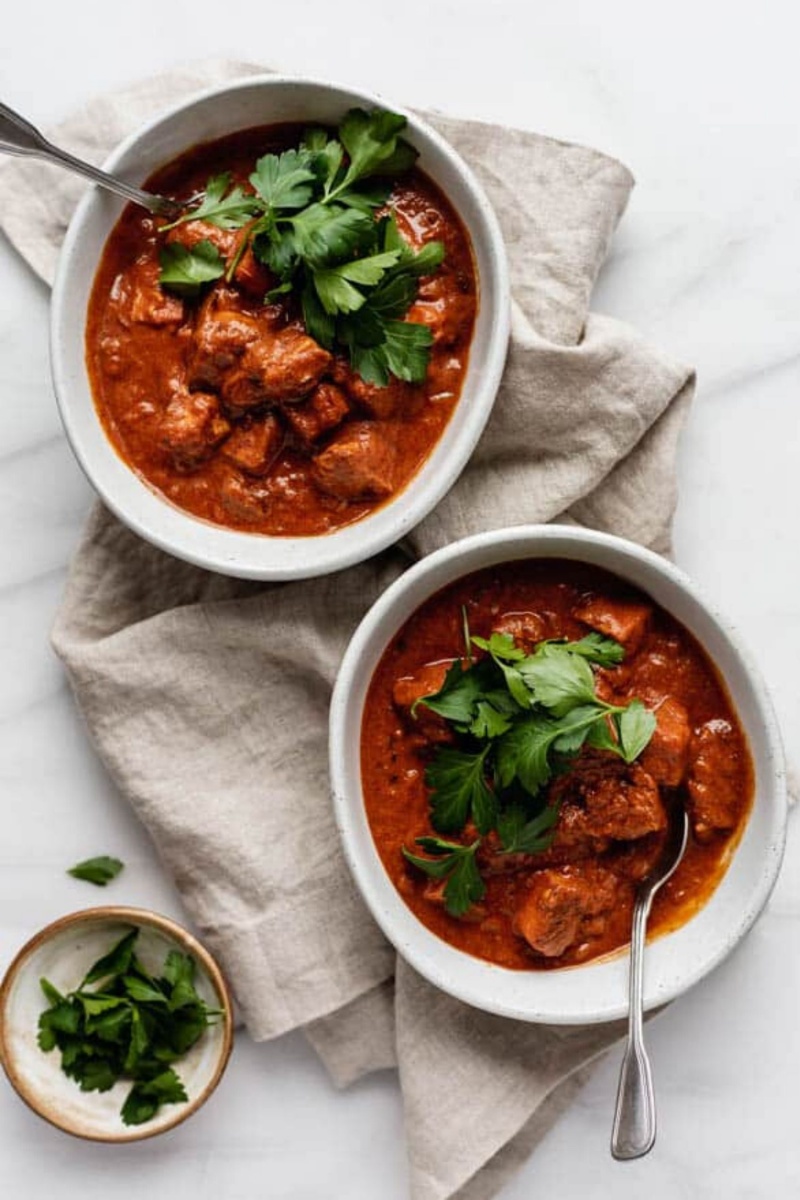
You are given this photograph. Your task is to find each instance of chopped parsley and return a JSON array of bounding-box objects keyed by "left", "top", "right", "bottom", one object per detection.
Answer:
[
  {"left": 67, "top": 855, "right": 124, "bottom": 887},
  {"left": 37, "top": 928, "right": 223, "bottom": 1126},
  {"left": 157, "top": 108, "right": 445, "bottom": 387}
]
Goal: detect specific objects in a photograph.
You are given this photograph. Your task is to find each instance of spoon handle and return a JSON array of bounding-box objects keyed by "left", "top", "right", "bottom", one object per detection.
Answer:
[
  {"left": 0, "top": 100, "right": 179, "bottom": 218},
  {"left": 610, "top": 890, "right": 656, "bottom": 1160}
]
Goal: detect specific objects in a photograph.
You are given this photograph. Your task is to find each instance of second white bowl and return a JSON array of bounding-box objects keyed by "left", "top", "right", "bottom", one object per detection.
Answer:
[{"left": 329, "top": 525, "right": 787, "bottom": 1024}]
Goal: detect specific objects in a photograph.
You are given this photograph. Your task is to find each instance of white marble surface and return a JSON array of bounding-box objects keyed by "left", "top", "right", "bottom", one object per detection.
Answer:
[{"left": 1, "top": 2, "right": 799, "bottom": 1196}]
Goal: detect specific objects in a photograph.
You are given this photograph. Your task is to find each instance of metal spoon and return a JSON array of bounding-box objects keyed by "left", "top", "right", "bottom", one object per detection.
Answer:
[
  {"left": 610, "top": 801, "right": 690, "bottom": 1160},
  {"left": 0, "top": 100, "right": 183, "bottom": 221}
]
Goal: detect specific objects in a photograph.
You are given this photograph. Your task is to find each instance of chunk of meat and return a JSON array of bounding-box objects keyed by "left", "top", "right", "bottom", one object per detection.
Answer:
[
  {"left": 160, "top": 389, "right": 230, "bottom": 470},
  {"left": 393, "top": 661, "right": 455, "bottom": 745},
  {"left": 688, "top": 719, "right": 746, "bottom": 842},
  {"left": 549, "top": 753, "right": 666, "bottom": 854},
  {"left": 515, "top": 865, "right": 619, "bottom": 957},
  {"left": 190, "top": 300, "right": 263, "bottom": 390},
  {"left": 573, "top": 595, "right": 651, "bottom": 653},
  {"left": 640, "top": 696, "right": 691, "bottom": 788},
  {"left": 221, "top": 328, "right": 333, "bottom": 414},
  {"left": 165, "top": 219, "right": 238, "bottom": 259},
  {"left": 221, "top": 414, "right": 284, "bottom": 476},
  {"left": 128, "top": 261, "right": 184, "bottom": 326},
  {"left": 333, "top": 360, "right": 420, "bottom": 419},
  {"left": 232, "top": 243, "right": 274, "bottom": 299},
  {"left": 283, "top": 383, "right": 350, "bottom": 445},
  {"left": 491, "top": 611, "right": 546, "bottom": 654},
  {"left": 311, "top": 423, "right": 396, "bottom": 500},
  {"left": 406, "top": 273, "right": 475, "bottom": 347},
  {"left": 219, "top": 472, "right": 266, "bottom": 523}
]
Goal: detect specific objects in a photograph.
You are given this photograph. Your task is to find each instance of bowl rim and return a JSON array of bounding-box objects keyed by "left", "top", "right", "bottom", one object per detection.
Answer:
[
  {"left": 49, "top": 72, "right": 511, "bottom": 580},
  {"left": 329, "top": 523, "right": 788, "bottom": 1023},
  {"left": 0, "top": 906, "right": 234, "bottom": 1142}
]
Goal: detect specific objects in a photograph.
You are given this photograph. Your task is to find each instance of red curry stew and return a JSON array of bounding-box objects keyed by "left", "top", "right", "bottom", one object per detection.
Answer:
[
  {"left": 86, "top": 124, "right": 477, "bottom": 537},
  {"left": 361, "top": 560, "right": 754, "bottom": 969}
]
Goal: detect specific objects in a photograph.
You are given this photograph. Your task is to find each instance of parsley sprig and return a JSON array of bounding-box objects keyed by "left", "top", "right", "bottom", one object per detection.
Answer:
[
  {"left": 37, "top": 928, "right": 223, "bottom": 1126},
  {"left": 402, "top": 626, "right": 657, "bottom": 916},
  {"left": 157, "top": 109, "right": 445, "bottom": 386}
]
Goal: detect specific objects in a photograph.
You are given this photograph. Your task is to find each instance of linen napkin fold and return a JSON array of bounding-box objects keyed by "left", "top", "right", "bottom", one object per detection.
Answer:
[{"left": 0, "top": 61, "right": 694, "bottom": 1200}]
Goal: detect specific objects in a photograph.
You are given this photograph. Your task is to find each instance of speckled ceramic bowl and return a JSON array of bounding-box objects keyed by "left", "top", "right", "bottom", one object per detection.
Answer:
[
  {"left": 51, "top": 74, "right": 510, "bottom": 580},
  {"left": 0, "top": 907, "right": 233, "bottom": 1141},
  {"left": 330, "top": 524, "right": 788, "bottom": 1024}
]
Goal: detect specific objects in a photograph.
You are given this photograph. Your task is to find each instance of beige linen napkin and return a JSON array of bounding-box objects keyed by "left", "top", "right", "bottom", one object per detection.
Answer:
[{"left": 0, "top": 62, "right": 694, "bottom": 1200}]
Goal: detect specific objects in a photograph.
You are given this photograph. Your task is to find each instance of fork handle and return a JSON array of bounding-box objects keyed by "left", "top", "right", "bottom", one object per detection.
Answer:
[
  {"left": 611, "top": 892, "right": 656, "bottom": 1159},
  {"left": 0, "top": 100, "right": 179, "bottom": 217}
]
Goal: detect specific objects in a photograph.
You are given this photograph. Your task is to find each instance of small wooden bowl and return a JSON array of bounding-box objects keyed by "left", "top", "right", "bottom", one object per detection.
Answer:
[{"left": 0, "top": 907, "right": 234, "bottom": 1141}]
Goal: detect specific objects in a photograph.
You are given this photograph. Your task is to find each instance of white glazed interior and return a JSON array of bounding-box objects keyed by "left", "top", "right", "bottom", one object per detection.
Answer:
[
  {"left": 1, "top": 915, "right": 229, "bottom": 1139},
  {"left": 329, "top": 525, "right": 787, "bottom": 1024},
  {"left": 50, "top": 76, "right": 510, "bottom": 580}
]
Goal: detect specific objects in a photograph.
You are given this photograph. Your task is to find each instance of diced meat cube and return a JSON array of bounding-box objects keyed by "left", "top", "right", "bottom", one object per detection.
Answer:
[
  {"left": 128, "top": 260, "right": 184, "bottom": 326},
  {"left": 283, "top": 383, "right": 350, "bottom": 445},
  {"left": 160, "top": 389, "right": 230, "bottom": 470},
  {"left": 219, "top": 472, "right": 266, "bottom": 524},
  {"left": 515, "top": 865, "right": 618, "bottom": 957},
  {"left": 688, "top": 719, "right": 747, "bottom": 842},
  {"left": 221, "top": 414, "right": 284, "bottom": 476},
  {"left": 190, "top": 300, "right": 263, "bottom": 390},
  {"left": 165, "top": 219, "right": 239, "bottom": 259},
  {"left": 333, "top": 360, "right": 420, "bottom": 419},
  {"left": 640, "top": 696, "right": 691, "bottom": 788},
  {"left": 573, "top": 596, "right": 651, "bottom": 652},
  {"left": 406, "top": 273, "right": 475, "bottom": 347},
  {"left": 221, "top": 328, "right": 333, "bottom": 414},
  {"left": 549, "top": 753, "right": 666, "bottom": 853},
  {"left": 311, "top": 423, "right": 396, "bottom": 500},
  {"left": 233, "top": 243, "right": 274, "bottom": 299},
  {"left": 393, "top": 660, "right": 455, "bottom": 745},
  {"left": 491, "top": 611, "right": 546, "bottom": 654}
]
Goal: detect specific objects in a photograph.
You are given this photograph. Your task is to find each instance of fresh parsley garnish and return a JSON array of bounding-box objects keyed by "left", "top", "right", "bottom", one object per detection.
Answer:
[
  {"left": 402, "top": 625, "right": 657, "bottom": 915},
  {"left": 160, "top": 172, "right": 262, "bottom": 231},
  {"left": 402, "top": 837, "right": 485, "bottom": 917},
  {"left": 158, "top": 239, "right": 225, "bottom": 296},
  {"left": 158, "top": 108, "right": 445, "bottom": 386},
  {"left": 37, "top": 928, "right": 222, "bottom": 1126},
  {"left": 67, "top": 855, "right": 124, "bottom": 887}
]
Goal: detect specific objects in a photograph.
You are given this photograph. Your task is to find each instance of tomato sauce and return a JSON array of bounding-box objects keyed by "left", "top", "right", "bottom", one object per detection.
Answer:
[
  {"left": 85, "top": 124, "right": 477, "bottom": 537},
  {"left": 360, "top": 560, "right": 754, "bottom": 970}
]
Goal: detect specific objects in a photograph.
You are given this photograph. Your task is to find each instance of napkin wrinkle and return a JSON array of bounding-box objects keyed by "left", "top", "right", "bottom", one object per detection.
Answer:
[{"left": 6, "top": 59, "right": 697, "bottom": 1200}]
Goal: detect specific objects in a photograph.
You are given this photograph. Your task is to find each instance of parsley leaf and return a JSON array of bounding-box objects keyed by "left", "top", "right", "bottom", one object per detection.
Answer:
[
  {"left": 402, "top": 837, "right": 485, "bottom": 917},
  {"left": 158, "top": 239, "right": 225, "bottom": 296},
  {"left": 473, "top": 632, "right": 531, "bottom": 708},
  {"left": 67, "top": 855, "right": 124, "bottom": 887},
  {"left": 411, "top": 659, "right": 486, "bottom": 724},
  {"left": 337, "top": 108, "right": 417, "bottom": 189},
  {"left": 82, "top": 929, "right": 138, "bottom": 985},
  {"left": 121, "top": 1069, "right": 188, "bottom": 1127},
  {"left": 617, "top": 699, "right": 658, "bottom": 763},
  {"left": 517, "top": 643, "right": 598, "bottom": 716},
  {"left": 425, "top": 746, "right": 496, "bottom": 834},
  {"left": 496, "top": 804, "right": 560, "bottom": 855},
  {"left": 249, "top": 147, "right": 323, "bottom": 209},
  {"left": 161, "top": 172, "right": 261, "bottom": 231}
]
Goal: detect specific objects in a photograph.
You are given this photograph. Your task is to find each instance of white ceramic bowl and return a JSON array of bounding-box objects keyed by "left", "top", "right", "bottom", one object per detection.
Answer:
[
  {"left": 50, "top": 75, "right": 510, "bottom": 580},
  {"left": 330, "top": 525, "right": 787, "bottom": 1024},
  {"left": 0, "top": 908, "right": 233, "bottom": 1140}
]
